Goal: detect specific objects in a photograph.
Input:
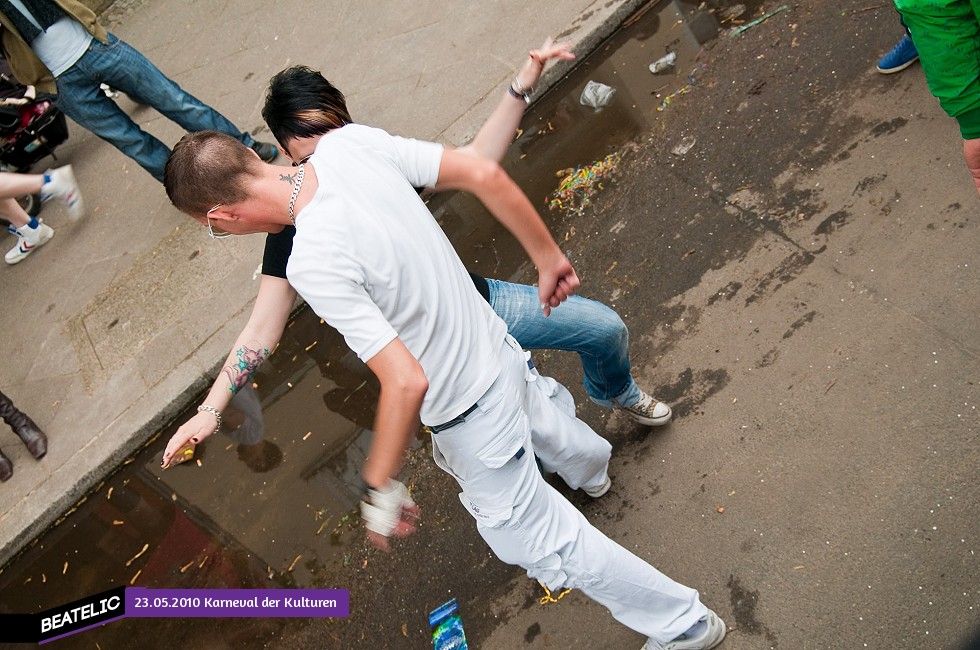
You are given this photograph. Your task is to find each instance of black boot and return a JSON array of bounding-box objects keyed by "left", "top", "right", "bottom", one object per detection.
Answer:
[
  {"left": 0, "top": 448, "right": 11, "bottom": 481},
  {"left": 0, "top": 390, "right": 47, "bottom": 459}
]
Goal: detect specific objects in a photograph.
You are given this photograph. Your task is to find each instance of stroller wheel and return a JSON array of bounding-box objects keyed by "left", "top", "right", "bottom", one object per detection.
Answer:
[{"left": 18, "top": 192, "right": 41, "bottom": 217}]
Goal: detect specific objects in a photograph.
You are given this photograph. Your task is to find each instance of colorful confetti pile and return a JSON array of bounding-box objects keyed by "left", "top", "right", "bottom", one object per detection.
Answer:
[{"left": 548, "top": 151, "right": 623, "bottom": 215}]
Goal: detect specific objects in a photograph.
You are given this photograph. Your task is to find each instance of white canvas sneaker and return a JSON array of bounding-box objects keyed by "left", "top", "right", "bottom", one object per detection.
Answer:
[{"left": 619, "top": 390, "right": 672, "bottom": 426}]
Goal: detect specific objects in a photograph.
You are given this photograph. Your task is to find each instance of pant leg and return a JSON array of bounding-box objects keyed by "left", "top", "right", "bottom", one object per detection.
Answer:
[
  {"left": 59, "top": 33, "right": 256, "bottom": 180},
  {"left": 94, "top": 35, "right": 255, "bottom": 145},
  {"left": 486, "top": 278, "right": 638, "bottom": 403},
  {"left": 524, "top": 356, "right": 612, "bottom": 491},
  {"left": 430, "top": 336, "right": 706, "bottom": 643},
  {"left": 55, "top": 48, "right": 172, "bottom": 181},
  {"left": 895, "top": 0, "right": 980, "bottom": 138}
]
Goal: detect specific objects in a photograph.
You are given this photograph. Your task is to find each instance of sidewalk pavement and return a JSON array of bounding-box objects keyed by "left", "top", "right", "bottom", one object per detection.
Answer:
[{"left": 0, "top": 0, "right": 647, "bottom": 566}]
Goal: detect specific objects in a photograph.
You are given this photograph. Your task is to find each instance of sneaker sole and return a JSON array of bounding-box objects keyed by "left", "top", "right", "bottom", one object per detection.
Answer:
[
  {"left": 645, "top": 610, "right": 726, "bottom": 650},
  {"left": 59, "top": 166, "right": 84, "bottom": 221},
  {"left": 5, "top": 225, "right": 53, "bottom": 264},
  {"left": 876, "top": 57, "right": 918, "bottom": 74},
  {"left": 583, "top": 476, "right": 611, "bottom": 498},
  {"left": 627, "top": 408, "right": 673, "bottom": 427}
]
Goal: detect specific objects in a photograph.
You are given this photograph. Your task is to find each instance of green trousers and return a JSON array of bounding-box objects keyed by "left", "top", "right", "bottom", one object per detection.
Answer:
[{"left": 896, "top": 0, "right": 980, "bottom": 138}]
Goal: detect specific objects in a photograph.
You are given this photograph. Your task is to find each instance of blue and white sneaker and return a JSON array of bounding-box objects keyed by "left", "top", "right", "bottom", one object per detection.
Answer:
[
  {"left": 41, "top": 165, "right": 84, "bottom": 221},
  {"left": 877, "top": 34, "right": 918, "bottom": 74},
  {"left": 5, "top": 220, "right": 54, "bottom": 264}
]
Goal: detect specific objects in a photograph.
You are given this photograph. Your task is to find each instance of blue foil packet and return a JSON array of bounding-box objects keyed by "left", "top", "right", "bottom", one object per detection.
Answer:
[{"left": 429, "top": 598, "right": 468, "bottom": 650}]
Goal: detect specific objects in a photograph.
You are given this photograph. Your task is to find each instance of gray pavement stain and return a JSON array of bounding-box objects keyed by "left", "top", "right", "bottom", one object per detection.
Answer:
[{"left": 727, "top": 574, "right": 776, "bottom": 645}]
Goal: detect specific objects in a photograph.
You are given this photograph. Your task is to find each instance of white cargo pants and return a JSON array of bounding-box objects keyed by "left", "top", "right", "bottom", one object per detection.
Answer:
[{"left": 430, "top": 335, "right": 707, "bottom": 643}]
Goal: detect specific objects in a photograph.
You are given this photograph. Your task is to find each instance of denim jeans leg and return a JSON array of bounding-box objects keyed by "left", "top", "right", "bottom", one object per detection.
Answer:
[
  {"left": 486, "top": 278, "right": 639, "bottom": 405},
  {"left": 64, "top": 34, "right": 255, "bottom": 178},
  {"left": 55, "top": 52, "right": 172, "bottom": 181}
]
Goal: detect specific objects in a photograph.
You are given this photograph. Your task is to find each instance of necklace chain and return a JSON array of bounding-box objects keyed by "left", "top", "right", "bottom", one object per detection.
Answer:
[{"left": 288, "top": 163, "right": 306, "bottom": 226}]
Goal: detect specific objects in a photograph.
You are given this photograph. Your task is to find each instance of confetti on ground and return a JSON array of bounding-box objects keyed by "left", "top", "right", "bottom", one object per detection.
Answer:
[
  {"left": 657, "top": 65, "right": 705, "bottom": 112},
  {"left": 130, "top": 569, "right": 141, "bottom": 585},
  {"left": 125, "top": 543, "right": 150, "bottom": 567},
  {"left": 62, "top": 562, "right": 68, "bottom": 575},
  {"left": 537, "top": 581, "right": 573, "bottom": 605},
  {"left": 657, "top": 84, "right": 692, "bottom": 112},
  {"left": 316, "top": 519, "right": 331, "bottom": 536},
  {"left": 548, "top": 152, "right": 623, "bottom": 215},
  {"left": 288, "top": 554, "right": 302, "bottom": 572},
  {"left": 731, "top": 4, "right": 789, "bottom": 36},
  {"left": 179, "top": 560, "right": 195, "bottom": 573}
]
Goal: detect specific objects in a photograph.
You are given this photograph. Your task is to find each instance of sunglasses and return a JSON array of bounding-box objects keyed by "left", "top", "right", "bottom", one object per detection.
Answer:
[{"left": 206, "top": 204, "right": 232, "bottom": 239}]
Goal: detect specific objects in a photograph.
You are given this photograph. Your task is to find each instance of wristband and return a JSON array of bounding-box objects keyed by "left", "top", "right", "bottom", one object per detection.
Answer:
[{"left": 360, "top": 480, "right": 415, "bottom": 537}]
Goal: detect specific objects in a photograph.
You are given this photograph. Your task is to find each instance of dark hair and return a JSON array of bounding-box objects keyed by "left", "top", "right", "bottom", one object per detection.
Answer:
[
  {"left": 164, "top": 130, "right": 258, "bottom": 215},
  {"left": 262, "top": 66, "right": 352, "bottom": 148}
]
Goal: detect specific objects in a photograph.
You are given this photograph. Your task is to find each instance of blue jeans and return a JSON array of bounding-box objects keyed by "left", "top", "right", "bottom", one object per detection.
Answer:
[
  {"left": 54, "top": 33, "right": 256, "bottom": 182},
  {"left": 486, "top": 278, "right": 642, "bottom": 408}
]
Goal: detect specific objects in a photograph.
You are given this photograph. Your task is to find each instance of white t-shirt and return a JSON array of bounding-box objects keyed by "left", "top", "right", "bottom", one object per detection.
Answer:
[
  {"left": 8, "top": 8, "right": 93, "bottom": 78},
  {"left": 286, "top": 124, "right": 507, "bottom": 426}
]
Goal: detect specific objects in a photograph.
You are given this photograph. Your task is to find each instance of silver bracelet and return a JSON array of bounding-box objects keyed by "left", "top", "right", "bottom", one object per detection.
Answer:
[
  {"left": 197, "top": 404, "right": 222, "bottom": 435},
  {"left": 511, "top": 76, "right": 531, "bottom": 104}
]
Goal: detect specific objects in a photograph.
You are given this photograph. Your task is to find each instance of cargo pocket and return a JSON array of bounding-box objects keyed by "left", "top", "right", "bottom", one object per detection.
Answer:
[
  {"left": 430, "top": 437, "right": 464, "bottom": 485},
  {"left": 473, "top": 394, "right": 529, "bottom": 469},
  {"left": 457, "top": 492, "right": 514, "bottom": 528}
]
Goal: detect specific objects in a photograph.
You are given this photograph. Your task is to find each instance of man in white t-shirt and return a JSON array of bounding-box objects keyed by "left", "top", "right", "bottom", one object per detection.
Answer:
[{"left": 161, "top": 77, "right": 724, "bottom": 648}]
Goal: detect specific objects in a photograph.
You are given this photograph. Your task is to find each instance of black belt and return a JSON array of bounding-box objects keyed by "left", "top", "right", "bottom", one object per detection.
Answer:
[
  {"left": 429, "top": 358, "right": 535, "bottom": 433},
  {"left": 428, "top": 403, "right": 479, "bottom": 433}
]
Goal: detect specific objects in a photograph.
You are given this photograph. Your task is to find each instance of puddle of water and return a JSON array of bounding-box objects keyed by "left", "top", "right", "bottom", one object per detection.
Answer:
[
  {"left": 430, "top": 0, "right": 720, "bottom": 279},
  {"left": 0, "top": 2, "right": 728, "bottom": 646}
]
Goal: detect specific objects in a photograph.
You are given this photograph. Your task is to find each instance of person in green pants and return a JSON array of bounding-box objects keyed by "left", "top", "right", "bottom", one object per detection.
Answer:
[{"left": 895, "top": 0, "right": 980, "bottom": 195}]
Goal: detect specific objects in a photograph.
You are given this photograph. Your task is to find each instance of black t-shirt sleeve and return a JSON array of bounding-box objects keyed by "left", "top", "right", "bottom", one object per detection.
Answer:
[
  {"left": 262, "top": 226, "right": 295, "bottom": 279},
  {"left": 263, "top": 221, "right": 491, "bottom": 305},
  {"left": 468, "top": 272, "right": 490, "bottom": 303}
]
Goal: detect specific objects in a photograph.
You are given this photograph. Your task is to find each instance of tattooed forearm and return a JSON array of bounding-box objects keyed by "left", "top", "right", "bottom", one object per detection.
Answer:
[{"left": 223, "top": 344, "right": 269, "bottom": 394}]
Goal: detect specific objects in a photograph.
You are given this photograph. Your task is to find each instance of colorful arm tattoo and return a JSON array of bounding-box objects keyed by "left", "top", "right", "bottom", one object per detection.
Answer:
[{"left": 224, "top": 344, "right": 269, "bottom": 394}]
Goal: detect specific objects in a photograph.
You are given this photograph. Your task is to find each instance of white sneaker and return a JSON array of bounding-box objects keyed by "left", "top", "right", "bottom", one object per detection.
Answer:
[
  {"left": 582, "top": 475, "right": 611, "bottom": 498},
  {"left": 5, "top": 221, "right": 54, "bottom": 264},
  {"left": 41, "top": 165, "right": 84, "bottom": 221},
  {"left": 643, "top": 609, "right": 726, "bottom": 650},
  {"left": 619, "top": 390, "right": 672, "bottom": 426}
]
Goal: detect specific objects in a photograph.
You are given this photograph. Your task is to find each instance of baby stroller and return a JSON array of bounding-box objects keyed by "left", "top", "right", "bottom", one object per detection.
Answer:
[{"left": 0, "top": 56, "right": 69, "bottom": 217}]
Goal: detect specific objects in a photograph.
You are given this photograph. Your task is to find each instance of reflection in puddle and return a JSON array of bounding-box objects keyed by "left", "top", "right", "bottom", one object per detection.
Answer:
[{"left": 0, "top": 3, "right": 724, "bottom": 646}]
